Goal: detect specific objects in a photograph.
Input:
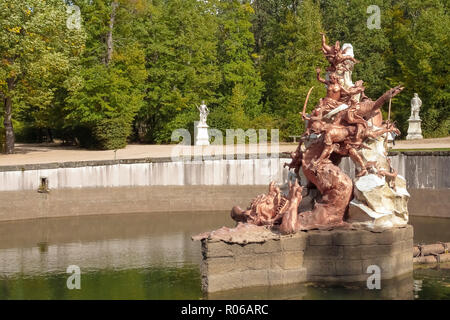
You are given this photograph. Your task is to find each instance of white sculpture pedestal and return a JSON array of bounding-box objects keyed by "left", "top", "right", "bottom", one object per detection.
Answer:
[
  {"left": 195, "top": 122, "right": 210, "bottom": 146},
  {"left": 406, "top": 118, "right": 423, "bottom": 140}
]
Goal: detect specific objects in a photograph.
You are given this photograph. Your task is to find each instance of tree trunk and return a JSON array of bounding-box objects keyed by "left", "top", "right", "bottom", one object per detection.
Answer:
[
  {"left": 47, "top": 128, "right": 54, "bottom": 143},
  {"left": 105, "top": 1, "right": 118, "bottom": 66},
  {"left": 3, "top": 78, "right": 15, "bottom": 154}
]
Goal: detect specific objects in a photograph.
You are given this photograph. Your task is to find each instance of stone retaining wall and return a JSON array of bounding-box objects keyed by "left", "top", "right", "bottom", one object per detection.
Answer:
[
  {"left": 0, "top": 157, "right": 288, "bottom": 192},
  {"left": 0, "top": 184, "right": 447, "bottom": 223},
  {"left": 1, "top": 151, "right": 448, "bottom": 191},
  {"left": 0, "top": 185, "right": 267, "bottom": 222},
  {"left": 0, "top": 151, "right": 448, "bottom": 221},
  {"left": 353, "top": 151, "right": 449, "bottom": 190},
  {"left": 200, "top": 225, "right": 413, "bottom": 293}
]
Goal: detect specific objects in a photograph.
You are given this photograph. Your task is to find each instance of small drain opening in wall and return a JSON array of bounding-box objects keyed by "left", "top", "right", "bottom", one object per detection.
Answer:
[{"left": 38, "top": 177, "right": 49, "bottom": 193}]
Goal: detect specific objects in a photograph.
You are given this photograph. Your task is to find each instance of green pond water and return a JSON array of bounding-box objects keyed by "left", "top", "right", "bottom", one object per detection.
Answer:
[{"left": 0, "top": 212, "right": 448, "bottom": 300}]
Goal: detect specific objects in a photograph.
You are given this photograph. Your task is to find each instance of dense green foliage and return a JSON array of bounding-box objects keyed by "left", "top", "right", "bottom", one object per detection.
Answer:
[
  {"left": 0, "top": 0, "right": 85, "bottom": 152},
  {"left": 64, "top": 0, "right": 147, "bottom": 149},
  {"left": 258, "top": 0, "right": 326, "bottom": 140},
  {"left": 137, "top": 0, "right": 221, "bottom": 143},
  {"left": 1, "top": 0, "right": 448, "bottom": 151}
]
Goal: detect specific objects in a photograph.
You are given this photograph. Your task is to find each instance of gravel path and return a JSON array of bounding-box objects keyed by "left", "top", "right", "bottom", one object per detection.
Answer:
[{"left": 0, "top": 137, "right": 448, "bottom": 166}]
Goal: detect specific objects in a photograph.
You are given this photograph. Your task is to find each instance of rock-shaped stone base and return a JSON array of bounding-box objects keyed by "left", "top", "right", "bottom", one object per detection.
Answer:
[
  {"left": 200, "top": 225, "right": 413, "bottom": 293},
  {"left": 349, "top": 135, "right": 410, "bottom": 228},
  {"left": 349, "top": 174, "right": 410, "bottom": 229}
]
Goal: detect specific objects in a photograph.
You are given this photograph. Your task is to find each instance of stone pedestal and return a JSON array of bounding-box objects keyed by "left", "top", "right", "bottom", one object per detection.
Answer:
[
  {"left": 346, "top": 135, "right": 410, "bottom": 229},
  {"left": 201, "top": 232, "right": 307, "bottom": 293},
  {"left": 406, "top": 119, "right": 423, "bottom": 140},
  {"left": 348, "top": 174, "right": 410, "bottom": 229},
  {"left": 195, "top": 122, "right": 210, "bottom": 146},
  {"left": 200, "top": 225, "right": 413, "bottom": 293}
]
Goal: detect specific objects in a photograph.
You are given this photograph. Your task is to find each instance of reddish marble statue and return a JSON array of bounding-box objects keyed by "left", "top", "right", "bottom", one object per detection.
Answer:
[{"left": 231, "top": 33, "right": 404, "bottom": 234}]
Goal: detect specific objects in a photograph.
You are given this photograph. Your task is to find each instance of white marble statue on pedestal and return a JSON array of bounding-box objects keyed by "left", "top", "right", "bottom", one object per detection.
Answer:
[
  {"left": 195, "top": 101, "right": 210, "bottom": 146},
  {"left": 197, "top": 101, "right": 209, "bottom": 125},
  {"left": 406, "top": 93, "right": 423, "bottom": 140},
  {"left": 409, "top": 93, "right": 422, "bottom": 120}
]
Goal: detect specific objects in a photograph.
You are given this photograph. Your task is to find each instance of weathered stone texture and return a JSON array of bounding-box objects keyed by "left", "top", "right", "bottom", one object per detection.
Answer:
[
  {"left": 268, "top": 269, "right": 307, "bottom": 286},
  {"left": 201, "top": 233, "right": 307, "bottom": 292},
  {"left": 201, "top": 225, "right": 413, "bottom": 293}
]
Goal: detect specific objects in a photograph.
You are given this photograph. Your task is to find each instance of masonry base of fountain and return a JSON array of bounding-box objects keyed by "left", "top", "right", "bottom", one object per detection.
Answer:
[{"left": 199, "top": 225, "right": 413, "bottom": 293}]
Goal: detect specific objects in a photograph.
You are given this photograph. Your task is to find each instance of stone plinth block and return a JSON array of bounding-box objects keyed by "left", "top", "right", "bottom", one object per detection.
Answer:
[
  {"left": 195, "top": 123, "right": 210, "bottom": 146},
  {"left": 406, "top": 119, "right": 423, "bottom": 140},
  {"left": 199, "top": 225, "right": 413, "bottom": 293}
]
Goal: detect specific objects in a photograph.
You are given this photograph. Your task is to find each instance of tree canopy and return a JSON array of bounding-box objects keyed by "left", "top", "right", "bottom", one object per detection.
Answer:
[{"left": 1, "top": 0, "right": 448, "bottom": 152}]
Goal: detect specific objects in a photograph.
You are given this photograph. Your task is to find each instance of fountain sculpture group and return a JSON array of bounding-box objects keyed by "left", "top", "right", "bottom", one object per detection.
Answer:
[
  {"left": 231, "top": 33, "right": 409, "bottom": 231},
  {"left": 194, "top": 34, "right": 413, "bottom": 294}
]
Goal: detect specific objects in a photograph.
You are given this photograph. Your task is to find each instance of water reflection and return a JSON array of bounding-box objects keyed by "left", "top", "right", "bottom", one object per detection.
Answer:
[
  {"left": 208, "top": 273, "right": 415, "bottom": 300},
  {"left": 0, "top": 266, "right": 202, "bottom": 300},
  {"left": 0, "top": 212, "right": 234, "bottom": 299},
  {"left": 413, "top": 263, "right": 450, "bottom": 300},
  {"left": 0, "top": 212, "right": 448, "bottom": 299},
  {"left": 0, "top": 212, "right": 234, "bottom": 277},
  {"left": 409, "top": 216, "right": 450, "bottom": 244}
]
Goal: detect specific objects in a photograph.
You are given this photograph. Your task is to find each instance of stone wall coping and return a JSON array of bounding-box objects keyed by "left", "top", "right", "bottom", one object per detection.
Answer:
[
  {"left": 0, "top": 153, "right": 288, "bottom": 172},
  {"left": 203, "top": 225, "right": 413, "bottom": 247},
  {"left": 388, "top": 151, "right": 450, "bottom": 156},
  {"left": 0, "top": 150, "right": 448, "bottom": 172}
]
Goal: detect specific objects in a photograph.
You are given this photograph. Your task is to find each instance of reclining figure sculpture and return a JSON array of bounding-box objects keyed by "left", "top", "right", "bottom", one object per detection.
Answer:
[{"left": 232, "top": 33, "right": 405, "bottom": 234}]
